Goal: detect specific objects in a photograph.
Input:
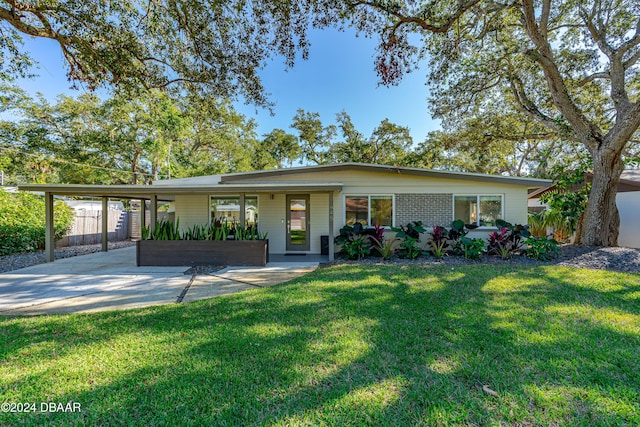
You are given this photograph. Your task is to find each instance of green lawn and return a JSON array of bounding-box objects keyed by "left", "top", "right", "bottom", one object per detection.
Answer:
[{"left": 1, "top": 264, "right": 639, "bottom": 426}]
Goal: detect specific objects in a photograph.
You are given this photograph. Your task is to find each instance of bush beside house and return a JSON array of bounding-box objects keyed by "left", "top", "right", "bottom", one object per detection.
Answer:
[
  {"left": 0, "top": 189, "right": 74, "bottom": 255},
  {"left": 336, "top": 219, "right": 559, "bottom": 262}
]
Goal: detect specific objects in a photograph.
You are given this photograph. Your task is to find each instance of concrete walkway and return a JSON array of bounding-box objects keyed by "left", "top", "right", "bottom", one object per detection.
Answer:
[{"left": 0, "top": 247, "right": 318, "bottom": 315}]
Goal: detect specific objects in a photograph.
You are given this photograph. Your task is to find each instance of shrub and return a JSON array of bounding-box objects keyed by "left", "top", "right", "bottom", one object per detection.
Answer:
[
  {"left": 448, "top": 219, "right": 469, "bottom": 255},
  {"left": 487, "top": 228, "right": 516, "bottom": 260},
  {"left": 143, "top": 218, "right": 182, "bottom": 240},
  {"left": 399, "top": 237, "right": 422, "bottom": 259},
  {"left": 525, "top": 236, "right": 560, "bottom": 260},
  {"left": 391, "top": 221, "right": 426, "bottom": 239},
  {"left": 428, "top": 225, "right": 449, "bottom": 259},
  {"left": 460, "top": 236, "right": 485, "bottom": 260},
  {"left": 341, "top": 235, "right": 372, "bottom": 260},
  {"left": 370, "top": 236, "right": 400, "bottom": 260},
  {"left": 0, "top": 189, "right": 74, "bottom": 255}
]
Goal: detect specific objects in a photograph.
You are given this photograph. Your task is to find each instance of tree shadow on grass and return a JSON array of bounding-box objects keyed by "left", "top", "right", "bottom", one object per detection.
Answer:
[{"left": 1, "top": 264, "right": 639, "bottom": 426}]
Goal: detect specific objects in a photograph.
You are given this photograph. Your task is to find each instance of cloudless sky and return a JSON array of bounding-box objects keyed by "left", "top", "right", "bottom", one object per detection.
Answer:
[{"left": 14, "top": 27, "right": 441, "bottom": 143}]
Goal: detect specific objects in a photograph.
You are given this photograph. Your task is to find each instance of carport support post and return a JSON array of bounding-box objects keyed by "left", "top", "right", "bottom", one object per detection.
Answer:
[
  {"left": 328, "top": 191, "right": 334, "bottom": 262},
  {"left": 239, "top": 193, "right": 246, "bottom": 227},
  {"left": 101, "top": 197, "right": 108, "bottom": 252},
  {"left": 45, "top": 192, "right": 55, "bottom": 262},
  {"left": 149, "top": 195, "right": 157, "bottom": 233},
  {"left": 140, "top": 199, "right": 146, "bottom": 236}
]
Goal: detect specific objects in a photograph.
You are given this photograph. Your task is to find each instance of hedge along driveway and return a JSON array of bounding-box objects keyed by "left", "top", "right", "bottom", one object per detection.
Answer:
[
  {"left": 0, "top": 264, "right": 638, "bottom": 426},
  {"left": 0, "top": 189, "right": 74, "bottom": 255}
]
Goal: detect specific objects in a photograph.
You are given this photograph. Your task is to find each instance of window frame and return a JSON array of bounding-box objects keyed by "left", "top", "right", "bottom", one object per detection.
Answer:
[
  {"left": 343, "top": 194, "right": 395, "bottom": 228},
  {"left": 210, "top": 195, "right": 258, "bottom": 226},
  {"left": 452, "top": 194, "right": 504, "bottom": 228}
]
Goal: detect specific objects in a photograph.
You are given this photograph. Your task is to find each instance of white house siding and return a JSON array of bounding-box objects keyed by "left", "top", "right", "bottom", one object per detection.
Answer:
[
  {"left": 258, "top": 193, "right": 286, "bottom": 254},
  {"left": 171, "top": 170, "right": 533, "bottom": 255},
  {"left": 617, "top": 192, "right": 640, "bottom": 248},
  {"left": 174, "top": 194, "right": 210, "bottom": 232},
  {"left": 255, "top": 192, "right": 331, "bottom": 254},
  {"left": 237, "top": 170, "right": 530, "bottom": 227},
  {"left": 309, "top": 193, "right": 329, "bottom": 254}
]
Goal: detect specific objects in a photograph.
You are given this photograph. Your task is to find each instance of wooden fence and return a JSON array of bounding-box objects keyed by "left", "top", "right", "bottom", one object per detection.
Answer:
[{"left": 57, "top": 210, "right": 131, "bottom": 247}]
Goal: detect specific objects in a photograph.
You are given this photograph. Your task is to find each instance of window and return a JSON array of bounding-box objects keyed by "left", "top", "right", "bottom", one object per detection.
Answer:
[
  {"left": 211, "top": 196, "right": 258, "bottom": 226},
  {"left": 345, "top": 195, "right": 393, "bottom": 227},
  {"left": 454, "top": 195, "right": 503, "bottom": 227}
]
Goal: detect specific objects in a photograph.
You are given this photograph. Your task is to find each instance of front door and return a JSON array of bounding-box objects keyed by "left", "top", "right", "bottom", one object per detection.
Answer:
[{"left": 286, "top": 194, "right": 310, "bottom": 251}]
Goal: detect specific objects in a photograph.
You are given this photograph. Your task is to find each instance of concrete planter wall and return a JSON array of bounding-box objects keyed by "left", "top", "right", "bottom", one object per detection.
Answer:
[{"left": 136, "top": 239, "right": 269, "bottom": 267}]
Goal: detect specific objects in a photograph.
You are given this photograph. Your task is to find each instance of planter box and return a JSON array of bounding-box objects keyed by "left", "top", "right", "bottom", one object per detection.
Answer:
[{"left": 136, "top": 239, "right": 269, "bottom": 267}]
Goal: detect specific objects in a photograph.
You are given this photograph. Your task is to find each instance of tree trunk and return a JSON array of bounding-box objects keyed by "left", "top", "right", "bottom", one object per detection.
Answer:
[{"left": 575, "top": 150, "right": 624, "bottom": 246}]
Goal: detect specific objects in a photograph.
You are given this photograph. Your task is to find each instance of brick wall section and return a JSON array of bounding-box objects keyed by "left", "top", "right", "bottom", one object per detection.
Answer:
[{"left": 395, "top": 194, "right": 453, "bottom": 227}]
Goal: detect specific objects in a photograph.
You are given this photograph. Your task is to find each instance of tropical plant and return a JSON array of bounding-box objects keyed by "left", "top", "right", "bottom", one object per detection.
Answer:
[
  {"left": 341, "top": 235, "right": 372, "bottom": 260},
  {"left": 448, "top": 219, "right": 469, "bottom": 255},
  {"left": 370, "top": 236, "right": 400, "bottom": 260},
  {"left": 142, "top": 218, "right": 181, "bottom": 240},
  {"left": 428, "top": 225, "right": 449, "bottom": 259},
  {"left": 525, "top": 237, "right": 560, "bottom": 261},
  {"left": 528, "top": 211, "right": 547, "bottom": 237},
  {"left": 234, "top": 225, "right": 268, "bottom": 241},
  {"left": 487, "top": 228, "right": 517, "bottom": 260},
  {"left": 493, "top": 220, "right": 531, "bottom": 252},
  {"left": 335, "top": 223, "right": 366, "bottom": 245},
  {"left": 399, "top": 237, "right": 422, "bottom": 260},
  {"left": 391, "top": 221, "right": 426, "bottom": 239},
  {"left": 460, "top": 237, "right": 485, "bottom": 260}
]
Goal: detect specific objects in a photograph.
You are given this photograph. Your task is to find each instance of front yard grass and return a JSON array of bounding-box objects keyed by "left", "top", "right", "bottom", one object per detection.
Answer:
[{"left": 1, "top": 264, "right": 639, "bottom": 426}]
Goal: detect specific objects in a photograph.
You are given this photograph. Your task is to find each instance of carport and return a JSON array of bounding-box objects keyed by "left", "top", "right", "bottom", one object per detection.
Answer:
[{"left": 18, "top": 182, "right": 340, "bottom": 263}]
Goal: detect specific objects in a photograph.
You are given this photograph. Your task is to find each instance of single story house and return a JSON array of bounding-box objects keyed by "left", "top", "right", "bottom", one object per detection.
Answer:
[
  {"left": 20, "top": 163, "right": 551, "bottom": 262},
  {"left": 528, "top": 169, "right": 640, "bottom": 248}
]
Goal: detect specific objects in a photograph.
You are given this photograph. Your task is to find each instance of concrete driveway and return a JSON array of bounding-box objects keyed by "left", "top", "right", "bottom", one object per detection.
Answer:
[{"left": 0, "top": 247, "right": 318, "bottom": 316}]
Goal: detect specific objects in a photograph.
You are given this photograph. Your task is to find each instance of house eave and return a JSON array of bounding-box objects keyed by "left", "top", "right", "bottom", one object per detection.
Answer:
[
  {"left": 219, "top": 163, "right": 553, "bottom": 188},
  {"left": 17, "top": 182, "right": 344, "bottom": 198}
]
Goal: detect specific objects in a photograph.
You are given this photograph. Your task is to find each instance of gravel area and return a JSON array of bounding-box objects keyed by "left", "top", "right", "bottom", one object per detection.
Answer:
[
  {"left": 334, "top": 245, "right": 640, "bottom": 274},
  {"left": 183, "top": 265, "right": 227, "bottom": 276},
  {"left": 0, "top": 241, "right": 136, "bottom": 273}
]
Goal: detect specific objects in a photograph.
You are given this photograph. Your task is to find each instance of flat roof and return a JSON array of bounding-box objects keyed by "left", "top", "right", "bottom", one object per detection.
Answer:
[
  {"left": 18, "top": 182, "right": 344, "bottom": 198},
  {"left": 219, "top": 163, "right": 553, "bottom": 188}
]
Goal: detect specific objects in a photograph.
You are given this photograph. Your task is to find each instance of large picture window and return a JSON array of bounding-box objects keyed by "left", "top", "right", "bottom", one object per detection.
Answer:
[
  {"left": 345, "top": 195, "right": 393, "bottom": 227},
  {"left": 211, "top": 196, "right": 258, "bottom": 227},
  {"left": 453, "top": 195, "right": 503, "bottom": 227}
]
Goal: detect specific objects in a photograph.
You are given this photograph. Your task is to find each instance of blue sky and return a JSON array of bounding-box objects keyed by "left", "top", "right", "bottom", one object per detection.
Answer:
[{"left": 14, "top": 27, "right": 440, "bottom": 143}]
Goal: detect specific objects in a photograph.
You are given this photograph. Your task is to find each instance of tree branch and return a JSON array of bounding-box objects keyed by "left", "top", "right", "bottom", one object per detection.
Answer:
[{"left": 521, "top": 0, "right": 603, "bottom": 151}]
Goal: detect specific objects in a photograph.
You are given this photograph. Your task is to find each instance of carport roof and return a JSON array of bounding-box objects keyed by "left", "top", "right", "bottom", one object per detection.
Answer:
[{"left": 18, "top": 182, "right": 344, "bottom": 198}]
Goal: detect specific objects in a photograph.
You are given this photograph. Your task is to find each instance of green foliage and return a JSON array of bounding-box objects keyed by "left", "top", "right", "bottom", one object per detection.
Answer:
[
  {"left": 391, "top": 221, "right": 426, "bottom": 239},
  {"left": 335, "top": 223, "right": 361, "bottom": 245},
  {"left": 448, "top": 219, "right": 470, "bottom": 254},
  {"left": 537, "top": 163, "right": 591, "bottom": 238},
  {"left": 460, "top": 237, "right": 485, "bottom": 260},
  {"left": 143, "top": 218, "right": 181, "bottom": 241},
  {"left": 428, "top": 225, "right": 449, "bottom": 259},
  {"left": 0, "top": 189, "right": 74, "bottom": 255},
  {"left": 528, "top": 211, "right": 547, "bottom": 237},
  {"left": 329, "top": 112, "right": 413, "bottom": 165},
  {"left": 0, "top": 86, "right": 258, "bottom": 185},
  {"left": 370, "top": 236, "right": 400, "bottom": 260},
  {"left": 341, "top": 235, "right": 372, "bottom": 260},
  {"left": 233, "top": 226, "right": 268, "bottom": 241},
  {"left": 254, "top": 129, "right": 300, "bottom": 169},
  {"left": 525, "top": 237, "right": 560, "bottom": 261},
  {"left": 142, "top": 220, "right": 270, "bottom": 242},
  {"left": 1, "top": 264, "right": 638, "bottom": 425},
  {"left": 0, "top": 1, "right": 329, "bottom": 106},
  {"left": 399, "top": 237, "right": 422, "bottom": 260}
]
